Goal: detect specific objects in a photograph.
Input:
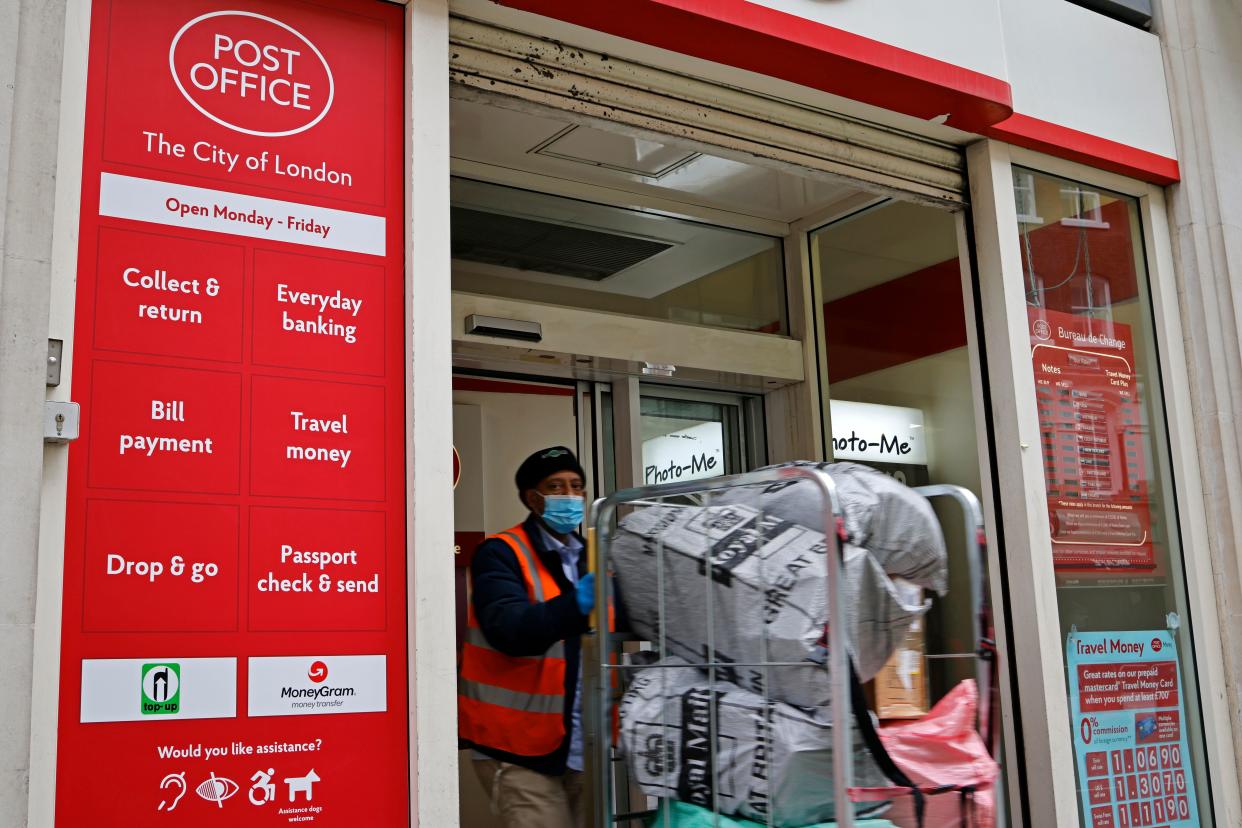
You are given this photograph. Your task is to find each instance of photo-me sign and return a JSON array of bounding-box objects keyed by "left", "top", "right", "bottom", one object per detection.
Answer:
[
  {"left": 58, "top": 1, "right": 406, "bottom": 824},
  {"left": 829, "top": 400, "right": 929, "bottom": 485},
  {"left": 642, "top": 421, "right": 725, "bottom": 485}
]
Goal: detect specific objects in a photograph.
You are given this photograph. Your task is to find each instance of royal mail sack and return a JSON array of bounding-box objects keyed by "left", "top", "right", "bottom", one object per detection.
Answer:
[
  {"left": 618, "top": 658, "right": 890, "bottom": 827},
  {"left": 611, "top": 501, "right": 927, "bottom": 704},
  {"left": 715, "top": 461, "right": 948, "bottom": 594}
]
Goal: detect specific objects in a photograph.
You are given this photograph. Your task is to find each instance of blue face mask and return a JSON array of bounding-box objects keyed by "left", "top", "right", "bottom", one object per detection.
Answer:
[{"left": 541, "top": 495, "right": 585, "bottom": 534}]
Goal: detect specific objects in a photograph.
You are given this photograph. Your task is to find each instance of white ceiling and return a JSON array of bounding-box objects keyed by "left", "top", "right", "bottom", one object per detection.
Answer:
[
  {"left": 450, "top": 97, "right": 861, "bottom": 224},
  {"left": 815, "top": 201, "right": 960, "bottom": 301}
]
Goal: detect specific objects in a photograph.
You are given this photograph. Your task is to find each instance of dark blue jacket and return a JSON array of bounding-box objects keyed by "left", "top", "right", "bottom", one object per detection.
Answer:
[{"left": 464, "top": 513, "right": 589, "bottom": 775}]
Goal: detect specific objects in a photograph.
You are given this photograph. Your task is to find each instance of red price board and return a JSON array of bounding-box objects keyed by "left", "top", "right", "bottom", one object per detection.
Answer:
[
  {"left": 58, "top": 1, "right": 407, "bottom": 824},
  {"left": 1029, "top": 307, "right": 1154, "bottom": 571}
]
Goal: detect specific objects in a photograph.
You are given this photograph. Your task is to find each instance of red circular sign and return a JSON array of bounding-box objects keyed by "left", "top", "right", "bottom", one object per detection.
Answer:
[
  {"left": 1151, "top": 637, "right": 1162, "bottom": 653},
  {"left": 170, "top": 11, "right": 334, "bottom": 137},
  {"left": 308, "top": 660, "right": 328, "bottom": 683}
]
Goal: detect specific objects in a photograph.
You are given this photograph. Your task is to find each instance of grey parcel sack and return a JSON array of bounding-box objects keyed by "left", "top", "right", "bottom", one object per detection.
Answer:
[
  {"left": 618, "top": 658, "right": 889, "bottom": 827},
  {"left": 715, "top": 461, "right": 949, "bottom": 594},
  {"left": 611, "top": 501, "right": 926, "bottom": 704}
]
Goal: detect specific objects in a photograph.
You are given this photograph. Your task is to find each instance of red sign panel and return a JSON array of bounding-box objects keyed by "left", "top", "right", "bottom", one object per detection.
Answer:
[
  {"left": 1029, "top": 307, "right": 1154, "bottom": 571},
  {"left": 58, "top": 1, "right": 406, "bottom": 824}
]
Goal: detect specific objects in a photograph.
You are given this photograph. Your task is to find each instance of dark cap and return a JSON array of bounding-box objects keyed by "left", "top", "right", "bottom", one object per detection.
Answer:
[{"left": 515, "top": 446, "right": 586, "bottom": 504}]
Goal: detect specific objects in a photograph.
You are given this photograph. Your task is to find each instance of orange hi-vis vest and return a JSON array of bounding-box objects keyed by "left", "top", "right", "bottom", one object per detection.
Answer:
[{"left": 458, "top": 524, "right": 570, "bottom": 757}]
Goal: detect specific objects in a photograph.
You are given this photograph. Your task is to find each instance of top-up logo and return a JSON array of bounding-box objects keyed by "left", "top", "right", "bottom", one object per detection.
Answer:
[
  {"left": 169, "top": 11, "right": 334, "bottom": 137},
  {"left": 141, "top": 663, "right": 181, "bottom": 715}
]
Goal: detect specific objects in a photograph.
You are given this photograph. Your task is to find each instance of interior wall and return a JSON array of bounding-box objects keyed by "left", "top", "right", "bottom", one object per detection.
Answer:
[
  {"left": 830, "top": 348, "right": 981, "bottom": 491},
  {"left": 452, "top": 386, "right": 577, "bottom": 532},
  {"left": 830, "top": 347, "right": 982, "bottom": 694}
]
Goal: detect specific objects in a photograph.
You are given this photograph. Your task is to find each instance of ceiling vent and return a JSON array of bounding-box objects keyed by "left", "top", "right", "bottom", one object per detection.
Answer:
[{"left": 451, "top": 207, "right": 672, "bottom": 281}]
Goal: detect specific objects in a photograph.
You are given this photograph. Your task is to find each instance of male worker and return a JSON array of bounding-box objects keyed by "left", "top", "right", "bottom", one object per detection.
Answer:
[{"left": 458, "top": 445, "right": 599, "bottom": 828}]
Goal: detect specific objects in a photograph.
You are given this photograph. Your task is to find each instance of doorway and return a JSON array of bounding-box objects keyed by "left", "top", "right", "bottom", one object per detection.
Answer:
[
  {"left": 451, "top": 373, "right": 763, "bottom": 828},
  {"left": 443, "top": 37, "right": 999, "bottom": 827}
]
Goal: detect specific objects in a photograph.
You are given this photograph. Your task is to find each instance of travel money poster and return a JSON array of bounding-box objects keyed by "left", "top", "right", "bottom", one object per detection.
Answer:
[
  {"left": 57, "top": 0, "right": 407, "bottom": 823},
  {"left": 1068, "top": 630, "right": 1200, "bottom": 827}
]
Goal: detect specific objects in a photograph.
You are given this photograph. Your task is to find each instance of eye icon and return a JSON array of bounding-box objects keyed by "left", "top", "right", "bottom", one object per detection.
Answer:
[{"left": 195, "top": 772, "right": 238, "bottom": 807}]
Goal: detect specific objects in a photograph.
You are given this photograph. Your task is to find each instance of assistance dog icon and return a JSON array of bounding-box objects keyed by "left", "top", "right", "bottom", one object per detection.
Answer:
[{"left": 284, "top": 768, "right": 320, "bottom": 802}]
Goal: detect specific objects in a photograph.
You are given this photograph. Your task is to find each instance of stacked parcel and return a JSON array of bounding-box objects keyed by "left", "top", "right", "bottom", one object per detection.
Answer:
[{"left": 612, "top": 462, "right": 948, "bottom": 826}]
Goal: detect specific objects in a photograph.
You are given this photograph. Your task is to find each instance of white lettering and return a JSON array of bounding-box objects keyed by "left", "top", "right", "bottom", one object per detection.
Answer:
[
  {"left": 280, "top": 544, "right": 359, "bottom": 569},
  {"left": 118, "top": 433, "right": 214, "bottom": 457},
  {"left": 285, "top": 445, "right": 351, "bottom": 468}
]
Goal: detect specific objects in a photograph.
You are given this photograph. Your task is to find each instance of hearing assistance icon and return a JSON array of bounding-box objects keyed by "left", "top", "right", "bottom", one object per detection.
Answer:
[{"left": 156, "top": 772, "right": 186, "bottom": 812}]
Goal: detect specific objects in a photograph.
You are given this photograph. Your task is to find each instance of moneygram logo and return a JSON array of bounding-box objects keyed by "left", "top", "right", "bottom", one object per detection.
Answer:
[
  {"left": 249, "top": 655, "right": 385, "bottom": 717},
  {"left": 283, "top": 659, "right": 354, "bottom": 703},
  {"left": 169, "top": 11, "right": 334, "bottom": 137},
  {"left": 141, "top": 663, "right": 181, "bottom": 715},
  {"left": 281, "top": 684, "right": 355, "bottom": 701}
]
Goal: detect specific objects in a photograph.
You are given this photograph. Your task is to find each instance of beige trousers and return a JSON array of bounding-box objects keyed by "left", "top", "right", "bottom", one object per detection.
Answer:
[{"left": 473, "top": 759, "right": 585, "bottom": 828}]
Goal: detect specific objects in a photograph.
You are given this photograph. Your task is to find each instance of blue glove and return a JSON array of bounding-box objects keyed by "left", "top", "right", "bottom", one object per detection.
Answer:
[{"left": 575, "top": 572, "right": 596, "bottom": 616}]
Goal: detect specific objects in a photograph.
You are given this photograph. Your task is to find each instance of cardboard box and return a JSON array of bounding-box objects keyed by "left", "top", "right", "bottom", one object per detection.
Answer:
[{"left": 874, "top": 614, "right": 929, "bottom": 720}]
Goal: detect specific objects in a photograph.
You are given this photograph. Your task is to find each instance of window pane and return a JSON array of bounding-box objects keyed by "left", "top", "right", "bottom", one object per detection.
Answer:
[
  {"left": 811, "top": 200, "right": 993, "bottom": 735},
  {"left": 1013, "top": 168, "right": 1212, "bottom": 825},
  {"left": 451, "top": 178, "right": 787, "bottom": 334},
  {"left": 639, "top": 396, "right": 736, "bottom": 486}
]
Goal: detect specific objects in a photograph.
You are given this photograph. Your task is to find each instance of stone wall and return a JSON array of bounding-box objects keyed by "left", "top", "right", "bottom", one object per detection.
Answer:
[{"left": 0, "top": 2, "right": 66, "bottom": 825}]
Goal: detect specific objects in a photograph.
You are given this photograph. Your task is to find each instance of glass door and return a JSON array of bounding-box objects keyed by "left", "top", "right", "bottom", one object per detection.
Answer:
[{"left": 637, "top": 385, "right": 764, "bottom": 487}]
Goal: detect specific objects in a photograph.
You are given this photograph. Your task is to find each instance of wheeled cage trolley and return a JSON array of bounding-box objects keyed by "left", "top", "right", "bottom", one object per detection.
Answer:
[{"left": 581, "top": 466, "right": 996, "bottom": 828}]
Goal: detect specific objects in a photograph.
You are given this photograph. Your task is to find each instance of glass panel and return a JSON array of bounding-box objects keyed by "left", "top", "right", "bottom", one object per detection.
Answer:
[
  {"left": 1013, "top": 168, "right": 1212, "bottom": 825},
  {"left": 811, "top": 201, "right": 1005, "bottom": 817},
  {"left": 450, "top": 178, "right": 787, "bottom": 334},
  {"left": 639, "top": 395, "right": 738, "bottom": 487},
  {"left": 600, "top": 389, "right": 617, "bottom": 497},
  {"left": 812, "top": 200, "right": 985, "bottom": 694}
]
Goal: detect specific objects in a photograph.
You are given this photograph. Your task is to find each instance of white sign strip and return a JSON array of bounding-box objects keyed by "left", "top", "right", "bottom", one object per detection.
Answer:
[
  {"left": 248, "top": 655, "right": 387, "bottom": 717},
  {"left": 99, "top": 172, "right": 385, "bottom": 256},
  {"left": 80, "top": 657, "right": 236, "bottom": 723},
  {"left": 830, "top": 399, "right": 927, "bottom": 465},
  {"left": 642, "top": 421, "right": 725, "bottom": 485}
]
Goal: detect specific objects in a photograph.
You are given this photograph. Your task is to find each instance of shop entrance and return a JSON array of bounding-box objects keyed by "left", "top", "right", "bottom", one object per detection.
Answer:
[{"left": 445, "top": 28, "right": 1002, "bottom": 827}]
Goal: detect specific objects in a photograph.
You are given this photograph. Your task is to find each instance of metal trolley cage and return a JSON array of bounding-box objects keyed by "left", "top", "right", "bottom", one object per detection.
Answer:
[{"left": 581, "top": 466, "right": 990, "bottom": 828}]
